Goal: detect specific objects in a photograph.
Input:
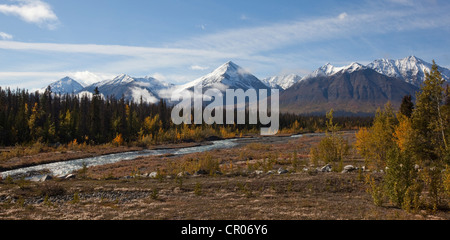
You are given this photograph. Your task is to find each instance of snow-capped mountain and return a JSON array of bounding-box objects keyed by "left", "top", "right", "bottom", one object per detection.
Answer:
[
  {"left": 81, "top": 74, "right": 174, "bottom": 104},
  {"left": 280, "top": 66, "right": 419, "bottom": 115},
  {"left": 302, "top": 62, "right": 367, "bottom": 81},
  {"left": 47, "top": 77, "right": 84, "bottom": 94},
  {"left": 262, "top": 74, "right": 302, "bottom": 90},
  {"left": 367, "top": 56, "right": 450, "bottom": 87},
  {"left": 177, "top": 61, "right": 270, "bottom": 92}
]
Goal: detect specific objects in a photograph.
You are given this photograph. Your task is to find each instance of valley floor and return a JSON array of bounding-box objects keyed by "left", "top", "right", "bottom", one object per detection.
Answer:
[{"left": 0, "top": 132, "right": 448, "bottom": 220}]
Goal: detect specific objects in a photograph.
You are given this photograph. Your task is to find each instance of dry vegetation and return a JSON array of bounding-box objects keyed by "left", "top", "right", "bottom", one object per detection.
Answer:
[{"left": 0, "top": 132, "right": 448, "bottom": 220}]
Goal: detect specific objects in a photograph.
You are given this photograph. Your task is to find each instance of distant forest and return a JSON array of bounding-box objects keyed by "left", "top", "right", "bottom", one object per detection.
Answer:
[{"left": 0, "top": 86, "right": 373, "bottom": 146}]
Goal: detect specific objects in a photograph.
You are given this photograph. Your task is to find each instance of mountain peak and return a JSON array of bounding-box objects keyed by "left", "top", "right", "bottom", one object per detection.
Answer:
[
  {"left": 60, "top": 76, "right": 74, "bottom": 81},
  {"left": 112, "top": 74, "right": 135, "bottom": 84},
  {"left": 224, "top": 60, "right": 237, "bottom": 66},
  {"left": 47, "top": 76, "right": 84, "bottom": 94},
  {"left": 179, "top": 61, "right": 269, "bottom": 91},
  {"left": 406, "top": 55, "right": 419, "bottom": 61},
  {"left": 114, "top": 73, "right": 131, "bottom": 79},
  {"left": 214, "top": 61, "right": 243, "bottom": 75},
  {"left": 343, "top": 62, "right": 366, "bottom": 73},
  {"left": 303, "top": 62, "right": 367, "bottom": 81}
]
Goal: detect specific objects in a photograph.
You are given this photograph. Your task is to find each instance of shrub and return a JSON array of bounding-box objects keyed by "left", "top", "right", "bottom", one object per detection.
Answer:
[
  {"left": 72, "top": 192, "right": 80, "bottom": 204},
  {"left": 40, "top": 183, "right": 66, "bottom": 197},
  {"left": 194, "top": 182, "right": 202, "bottom": 196},
  {"left": 150, "top": 188, "right": 159, "bottom": 200},
  {"left": 421, "top": 167, "right": 445, "bottom": 211},
  {"left": 384, "top": 147, "right": 418, "bottom": 208},
  {"left": 310, "top": 132, "right": 349, "bottom": 170},
  {"left": 365, "top": 174, "right": 384, "bottom": 207},
  {"left": 310, "top": 110, "right": 350, "bottom": 171},
  {"left": 403, "top": 181, "right": 422, "bottom": 213}
]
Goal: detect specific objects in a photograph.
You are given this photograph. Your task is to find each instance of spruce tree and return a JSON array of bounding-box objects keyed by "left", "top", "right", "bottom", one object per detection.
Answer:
[
  {"left": 400, "top": 95, "right": 414, "bottom": 118},
  {"left": 411, "top": 61, "right": 448, "bottom": 166}
]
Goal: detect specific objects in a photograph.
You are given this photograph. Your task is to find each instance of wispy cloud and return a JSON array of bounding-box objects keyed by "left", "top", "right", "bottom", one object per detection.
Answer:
[
  {"left": 0, "top": 0, "right": 59, "bottom": 29},
  {"left": 176, "top": 5, "right": 450, "bottom": 55},
  {"left": 190, "top": 65, "right": 209, "bottom": 71},
  {"left": 338, "top": 12, "right": 348, "bottom": 20},
  {"left": 0, "top": 40, "right": 236, "bottom": 58},
  {"left": 0, "top": 32, "right": 13, "bottom": 40}
]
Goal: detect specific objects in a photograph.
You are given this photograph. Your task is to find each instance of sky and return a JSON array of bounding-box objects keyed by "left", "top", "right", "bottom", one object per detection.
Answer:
[{"left": 0, "top": 0, "right": 450, "bottom": 90}]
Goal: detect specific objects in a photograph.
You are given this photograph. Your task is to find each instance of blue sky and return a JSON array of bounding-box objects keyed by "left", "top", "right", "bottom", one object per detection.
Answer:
[{"left": 1, "top": 0, "right": 450, "bottom": 90}]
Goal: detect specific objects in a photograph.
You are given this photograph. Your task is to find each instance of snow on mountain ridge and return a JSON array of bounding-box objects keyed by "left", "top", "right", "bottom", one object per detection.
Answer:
[
  {"left": 178, "top": 61, "right": 269, "bottom": 92},
  {"left": 262, "top": 74, "right": 302, "bottom": 90},
  {"left": 368, "top": 56, "right": 450, "bottom": 86},
  {"left": 302, "top": 62, "right": 367, "bottom": 80},
  {"left": 47, "top": 76, "right": 84, "bottom": 94}
]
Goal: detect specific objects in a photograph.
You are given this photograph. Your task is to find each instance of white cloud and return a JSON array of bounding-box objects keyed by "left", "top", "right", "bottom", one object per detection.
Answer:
[
  {"left": 0, "top": 32, "right": 13, "bottom": 40},
  {"left": 338, "top": 12, "right": 348, "bottom": 20},
  {"left": 151, "top": 73, "right": 167, "bottom": 81},
  {"left": 190, "top": 65, "right": 209, "bottom": 71},
  {"left": 0, "top": 40, "right": 236, "bottom": 58},
  {"left": 0, "top": 0, "right": 59, "bottom": 29},
  {"left": 174, "top": 4, "right": 450, "bottom": 56}
]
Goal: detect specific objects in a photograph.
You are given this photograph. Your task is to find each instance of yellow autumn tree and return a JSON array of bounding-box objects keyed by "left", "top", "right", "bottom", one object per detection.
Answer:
[
  {"left": 143, "top": 114, "right": 160, "bottom": 136},
  {"left": 310, "top": 110, "right": 350, "bottom": 171},
  {"left": 112, "top": 133, "right": 124, "bottom": 146},
  {"left": 354, "top": 103, "right": 397, "bottom": 170},
  {"left": 393, "top": 113, "right": 414, "bottom": 152}
]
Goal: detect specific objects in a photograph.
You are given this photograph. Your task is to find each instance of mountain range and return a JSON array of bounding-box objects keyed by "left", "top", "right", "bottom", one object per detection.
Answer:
[
  {"left": 279, "top": 67, "right": 420, "bottom": 115},
  {"left": 44, "top": 56, "right": 450, "bottom": 115}
]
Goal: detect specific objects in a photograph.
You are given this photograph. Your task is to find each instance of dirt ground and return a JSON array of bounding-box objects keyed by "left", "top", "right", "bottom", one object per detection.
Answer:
[{"left": 0, "top": 132, "right": 449, "bottom": 220}]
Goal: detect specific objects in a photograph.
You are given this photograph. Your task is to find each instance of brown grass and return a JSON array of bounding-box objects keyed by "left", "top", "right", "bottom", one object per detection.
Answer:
[{"left": 0, "top": 132, "right": 448, "bottom": 220}]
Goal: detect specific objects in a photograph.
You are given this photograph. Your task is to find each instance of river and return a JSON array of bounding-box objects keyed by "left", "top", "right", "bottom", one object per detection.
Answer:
[{"left": 0, "top": 133, "right": 321, "bottom": 179}]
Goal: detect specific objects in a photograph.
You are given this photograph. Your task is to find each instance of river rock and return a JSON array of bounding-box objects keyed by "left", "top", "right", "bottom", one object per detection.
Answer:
[
  {"left": 29, "top": 176, "right": 42, "bottom": 182},
  {"left": 30, "top": 175, "right": 53, "bottom": 182},
  {"left": 65, "top": 174, "right": 76, "bottom": 179},
  {"left": 278, "top": 167, "right": 289, "bottom": 174},
  {"left": 255, "top": 170, "right": 264, "bottom": 175},
  {"left": 341, "top": 165, "right": 356, "bottom": 173},
  {"left": 177, "top": 171, "right": 191, "bottom": 178},
  {"left": 415, "top": 164, "right": 421, "bottom": 171},
  {"left": 318, "top": 164, "right": 332, "bottom": 173}
]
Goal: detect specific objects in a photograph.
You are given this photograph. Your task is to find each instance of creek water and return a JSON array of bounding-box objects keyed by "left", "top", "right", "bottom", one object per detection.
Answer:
[{"left": 0, "top": 133, "right": 320, "bottom": 179}]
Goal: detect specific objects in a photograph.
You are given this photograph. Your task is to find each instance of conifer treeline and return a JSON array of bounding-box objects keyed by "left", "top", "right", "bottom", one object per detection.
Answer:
[
  {"left": 0, "top": 87, "right": 170, "bottom": 145},
  {"left": 0, "top": 86, "right": 373, "bottom": 146}
]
